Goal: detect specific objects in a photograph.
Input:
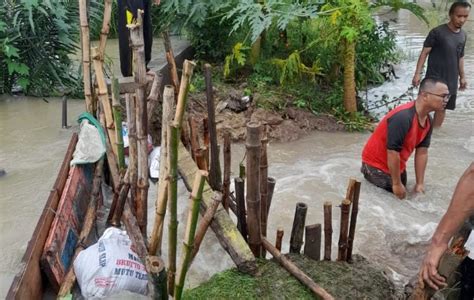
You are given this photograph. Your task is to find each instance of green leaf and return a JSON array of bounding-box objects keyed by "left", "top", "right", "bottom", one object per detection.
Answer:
[
  {"left": 17, "top": 77, "right": 30, "bottom": 90},
  {"left": 4, "top": 44, "right": 20, "bottom": 58}
]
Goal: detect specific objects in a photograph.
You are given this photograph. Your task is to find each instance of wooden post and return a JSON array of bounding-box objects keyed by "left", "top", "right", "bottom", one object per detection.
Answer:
[
  {"left": 162, "top": 31, "right": 180, "bottom": 94},
  {"left": 234, "top": 177, "right": 248, "bottom": 242},
  {"left": 174, "top": 171, "right": 207, "bottom": 300},
  {"left": 260, "top": 129, "right": 269, "bottom": 252},
  {"left": 111, "top": 77, "right": 125, "bottom": 171},
  {"left": 78, "top": 0, "right": 93, "bottom": 113},
  {"left": 110, "top": 174, "right": 131, "bottom": 227},
  {"left": 337, "top": 199, "right": 351, "bottom": 261},
  {"left": 149, "top": 85, "right": 174, "bottom": 255},
  {"left": 345, "top": 177, "right": 357, "bottom": 203},
  {"left": 275, "top": 228, "right": 284, "bottom": 252},
  {"left": 146, "top": 256, "right": 167, "bottom": 300},
  {"left": 304, "top": 224, "right": 322, "bottom": 261},
  {"left": 125, "top": 93, "right": 138, "bottom": 215},
  {"left": 188, "top": 115, "right": 201, "bottom": 160},
  {"left": 246, "top": 122, "right": 262, "bottom": 257},
  {"left": 202, "top": 117, "right": 210, "bottom": 149},
  {"left": 323, "top": 202, "right": 332, "bottom": 261},
  {"left": 222, "top": 131, "right": 231, "bottom": 212},
  {"left": 290, "top": 202, "right": 307, "bottom": 253},
  {"left": 191, "top": 192, "right": 222, "bottom": 261},
  {"left": 97, "top": 0, "right": 112, "bottom": 59},
  {"left": 262, "top": 238, "right": 335, "bottom": 300},
  {"left": 346, "top": 180, "right": 361, "bottom": 262},
  {"left": 266, "top": 177, "right": 276, "bottom": 215},
  {"left": 147, "top": 71, "right": 164, "bottom": 126},
  {"left": 204, "top": 64, "right": 222, "bottom": 191},
  {"left": 129, "top": 9, "right": 149, "bottom": 236}
]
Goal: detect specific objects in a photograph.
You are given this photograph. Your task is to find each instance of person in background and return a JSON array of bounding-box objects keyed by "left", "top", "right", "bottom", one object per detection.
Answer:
[
  {"left": 361, "top": 77, "right": 449, "bottom": 199},
  {"left": 418, "top": 163, "right": 474, "bottom": 299},
  {"left": 412, "top": 1, "right": 470, "bottom": 128}
]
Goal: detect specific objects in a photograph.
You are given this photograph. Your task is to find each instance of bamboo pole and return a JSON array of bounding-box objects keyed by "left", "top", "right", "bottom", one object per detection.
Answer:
[
  {"left": 290, "top": 202, "right": 307, "bottom": 254},
  {"left": 202, "top": 117, "right": 209, "bottom": 149},
  {"left": 235, "top": 177, "right": 248, "bottom": 242},
  {"left": 222, "top": 131, "right": 231, "bottom": 212},
  {"left": 337, "top": 199, "right": 351, "bottom": 261},
  {"left": 304, "top": 224, "right": 322, "bottom": 261},
  {"left": 260, "top": 129, "right": 269, "bottom": 251},
  {"left": 97, "top": 0, "right": 112, "bottom": 58},
  {"left": 245, "top": 121, "right": 262, "bottom": 257},
  {"left": 275, "top": 228, "right": 284, "bottom": 251},
  {"left": 111, "top": 77, "right": 125, "bottom": 171},
  {"left": 195, "top": 148, "right": 208, "bottom": 171},
  {"left": 57, "top": 159, "right": 104, "bottom": 297},
  {"left": 191, "top": 192, "right": 222, "bottom": 261},
  {"left": 162, "top": 31, "right": 180, "bottom": 94},
  {"left": 174, "top": 171, "right": 207, "bottom": 300},
  {"left": 262, "top": 238, "right": 335, "bottom": 300},
  {"left": 78, "top": 0, "right": 93, "bottom": 114},
  {"left": 188, "top": 115, "right": 201, "bottom": 160},
  {"left": 92, "top": 46, "right": 117, "bottom": 156},
  {"left": 126, "top": 93, "right": 138, "bottom": 215},
  {"left": 129, "top": 9, "right": 149, "bottom": 236},
  {"left": 146, "top": 256, "right": 167, "bottom": 300},
  {"left": 110, "top": 173, "right": 131, "bottom": 227},
  {"left": 324, "top": 202, "right": 332, "bottom": 261},
  {"left": 175, "top": 60, "right": 195, "bottom": 125},
  {"left": 106, "top": 173, "right": 126, "bottom": 225},
  {"left": 99, "top": 105, "right": 121, "bottom": 192},
  {"left": 147, "top": 71, "right": 164, "bottom": 126},
  {"left": 149, "top": 85, "right": 174, "bottom": 255},
  {"left": 346, "top": 180, "right": 361, "bottom": 262},
  {"left": 266, "top": 177, "right": 276, "bottom": 215},
  {"left": 345, "top": 177, "right": 357, "bottom": 203},
  {"left": 204, "top": 64, "right": 222, "bottom": 191}
]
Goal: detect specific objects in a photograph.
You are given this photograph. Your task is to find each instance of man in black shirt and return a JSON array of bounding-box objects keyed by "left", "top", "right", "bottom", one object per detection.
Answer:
[{"left": 412, "top": 1, "right": 470, "bottom": 127}]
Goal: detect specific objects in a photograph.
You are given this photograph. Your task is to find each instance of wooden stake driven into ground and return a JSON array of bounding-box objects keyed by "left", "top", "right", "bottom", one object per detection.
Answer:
[
  {"left": 78, "top": 0, "right": 93, "bottom": 114},
  {"left": 235, "top": 177, "right": 248, "bottom": 242},
  {"left": 246, "top": 122, "right": 262, "bottom": 257},
  {"left": 324, "top": 201, "right": 332, "bottom": 261},
  {"left": 275, "top": 228, "right": 284, "bottom": 251},
  {"left": 175, "top": 171, "right": 208, "bottom": 300},
  {"left": 162, "top": 31, "right": 180, "bottom": 94},
  {"left": 222, "top": 131, "right": 231, "bottom": 212},
  {"left": 266, "top": 177, "right": 276, "bottom": 217},
  {"left": 147, "top": 71, "right": 163, "bottom": 126},
  {"left": 290, "top": 202, "right": 308, "bottom": 254},
  {"left": 337, "top": 199, "right": 351, "bottom": 261},
  {"left": 346, "top": 180, "right": 361, "bottom": 262},
  {"left": 260, "top": 129, "right": 269, "bottom": 254},
  {"left": 149, "top": 85, "right": 174, "bottom": 256},
  {"left": 262, "top": 238, "right": 335, "bottom": 300},
  {"left": 304, "top": 224, "right": 322, "bottom": 261},
  {"left": 57, "top": 159, "right": 104, "bottom": 297},
  {"left": 129, "top": 10, "right": 149, "bottom": 236}
]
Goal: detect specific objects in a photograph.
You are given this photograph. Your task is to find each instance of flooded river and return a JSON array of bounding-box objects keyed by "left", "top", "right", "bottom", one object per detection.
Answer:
[{"left": 1, "top": 3, "right": 473, "bottom": 297}]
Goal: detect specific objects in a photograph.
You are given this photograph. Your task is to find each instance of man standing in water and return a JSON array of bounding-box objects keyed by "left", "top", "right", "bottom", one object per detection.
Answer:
[
  {"left": 361, "top": 78, "right": 449, "bottom": 199},
  {"left": 412, "top": 1, "right": 470, "bottom": 127},
  {"left": 418, "top": 162, "right": 474, "bottom": 298}
]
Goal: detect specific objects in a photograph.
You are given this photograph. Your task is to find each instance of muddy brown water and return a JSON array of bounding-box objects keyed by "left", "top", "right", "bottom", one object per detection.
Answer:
[{"left": 1, "top": 5, "right": 474, "bottom": 297}]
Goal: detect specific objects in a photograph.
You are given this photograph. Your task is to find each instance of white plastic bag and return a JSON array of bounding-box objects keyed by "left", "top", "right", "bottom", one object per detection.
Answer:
[
  {"left": 71, "top": 120, "right": 106, "bottom": 165},
  {"left": 74, "top": 227, "right": 148, "bottom": 299}
]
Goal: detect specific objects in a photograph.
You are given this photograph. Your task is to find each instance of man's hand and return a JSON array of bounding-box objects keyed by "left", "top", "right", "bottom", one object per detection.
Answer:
[
  {"left": 412, "top": 73, "right": 421, "bottom": 87},
  {"left": 392, "top": 183, "right": 406, "bottom": 199},
  {"left": 459, "top": 77, "right": 467, "bottom": 91},
  {"left": 414, "top": 183, "right": 425, "bottom": 194},
  {"left": 419, "top": 243, "right": 448, "bottom": 290}
]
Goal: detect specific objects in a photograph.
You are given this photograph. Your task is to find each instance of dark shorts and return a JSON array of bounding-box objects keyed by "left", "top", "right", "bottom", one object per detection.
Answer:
[
  {"left": 361, "top": 163, "right": 407, "bottom": 193},
  {"left": 445, "top": 94, "right": 456, "bottom": 110}
]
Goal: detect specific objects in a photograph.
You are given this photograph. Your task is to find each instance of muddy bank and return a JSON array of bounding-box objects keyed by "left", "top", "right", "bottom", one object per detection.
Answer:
[{"left": 184, "top": 254, "right": 399, "bottom": 299}]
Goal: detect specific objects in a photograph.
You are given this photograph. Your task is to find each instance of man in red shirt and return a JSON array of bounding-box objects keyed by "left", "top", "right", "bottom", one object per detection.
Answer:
[{"left": 361, "top": 77, "right": 449, "bottom": 199}]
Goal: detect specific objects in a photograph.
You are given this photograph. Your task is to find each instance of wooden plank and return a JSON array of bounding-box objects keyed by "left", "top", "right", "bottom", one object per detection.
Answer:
[
  {"left": 7, "top": 134, "right": 78, "bottom": 300},
  {"left": 177, "top": 142, "right": 257, "bottom": 275}
]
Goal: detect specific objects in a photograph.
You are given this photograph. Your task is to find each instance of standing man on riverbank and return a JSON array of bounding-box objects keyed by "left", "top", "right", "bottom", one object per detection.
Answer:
[
  {"left": 361, "top": 78, "right": 449, "bottom": 199},
  {"left": 412, "top": 1, "right": 470, "bottom": 128}
]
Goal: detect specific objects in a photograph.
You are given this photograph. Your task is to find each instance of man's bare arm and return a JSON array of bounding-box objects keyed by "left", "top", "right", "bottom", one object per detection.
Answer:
[
  {"left": 387, "top": 150, "right": 406, "bottom": 199},
  {"left": 412, "top": 47, "right": 432, "bottom": 87},
  {"left": 414, "top": 147, "right": 428, "bottom": 193}
]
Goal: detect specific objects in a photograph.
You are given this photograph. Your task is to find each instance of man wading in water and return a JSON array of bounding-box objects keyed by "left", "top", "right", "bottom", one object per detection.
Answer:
[
  {"left": 361, "top": 78, "right": 449, "bottom": 199},
  {"left": 412, "top": 1, "right": 470, "bottom": 128}
]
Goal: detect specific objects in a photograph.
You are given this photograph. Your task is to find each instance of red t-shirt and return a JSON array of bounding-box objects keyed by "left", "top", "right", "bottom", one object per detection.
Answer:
[{"left": 362, "top": 101, "right": 433, "bottom": 174}]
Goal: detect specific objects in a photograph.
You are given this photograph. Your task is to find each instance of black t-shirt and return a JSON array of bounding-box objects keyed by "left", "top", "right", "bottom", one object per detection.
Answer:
[{"left": 424, "top": 24, "right": 467, "bottom": 95}]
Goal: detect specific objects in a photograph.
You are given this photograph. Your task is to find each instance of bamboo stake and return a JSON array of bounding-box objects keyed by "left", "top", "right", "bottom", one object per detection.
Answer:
[
  {"left": 222, "top": 131, "right": 231, "bottom": 212},
  {"left": 304, "top": 224, "right": 322, "bottom": 261},
  {"left": 260, "top": 129, "right": 269, "bottom": 250},
  {"left": 337, "top": 199, "right": 351, "bottom": 261},
  {"left": 290, "top": 202, "right": 308, "bottom": 253},
  {"left": 275, "top": 228, "right": 284, "bottom": 251},
  {"left": 129, "top": 9, "right": 149, "bottom": 236},
  {"left": 346, "top": 180, "right": 361, "bottom": 262},
  {"left": 323, "top": 202, "right": 333, "bottom": 261},
  {"left": 246, "top": 121, "right": 262, "bottom": 257},
  {"left": 99, "top": 105, "right": 121, "bottom": 192},
  {"left": 78, "top": 0, "right": 93, "bottom": 114},
  {"left": 106, "top": 173, "right": 126, "bottom": 225},
  {"left": 57, "top": 159, "right": 104, "bottom": 297},
  {"left": 167, "top": 122, "right": 179, "bottom": 295},
  {"left": 345, "top": 177, "right": 357, "bottom": 203},
  {"left": 149, "top": 85, "right": 174, "bottom": 255},
  {"left": 202, "top": 117, "right": 209, "bottom": 149},
  {"left": 147, "top": 71, "right": 164, "bottom": 126},
  {"left": 175, "top": 60, "right": 195, "bottom": 125},
  {"left": 235, "top": 177, "right": 248, "bottom": 242},
  {"left": 162, "top": 31, "right": 180, "bottom": 94},
  {"left": 110, "top": 173, "right": 131, "bottom": 227},
  {"left": 92, "top": 46, "right": 117, "bottom": 156},
  {"left": 204, "top": 64, "right": 222, "bottom": 191},
  {"left": 146, "top": 256, "right": 167, "bottom": 300},
  {"left": 126, "top": 93, "right": 138, "bottom": 215},
  {"left": 188, "top": 115, "right": 201, "bottom": 160},
  {"left": 174, "top": 171, "right": 207, "bottom": 300},
  {"left": 191, "top": 192, "right": 222, "bottom": 261},
  {"left": 111, "top": 77, "right": 125, "bottom": 171},
  {"left": 195, "top": 148, "right": 208, "bottom": 171},
  {"left": 262, "top": 238, "right": 335, "bottom": 300},
  {"left": 97, "top": 0, "right": 113, "bottom": 58},
  {"left": 266, "top": 177, "right": 276, "bottom": 215}
]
